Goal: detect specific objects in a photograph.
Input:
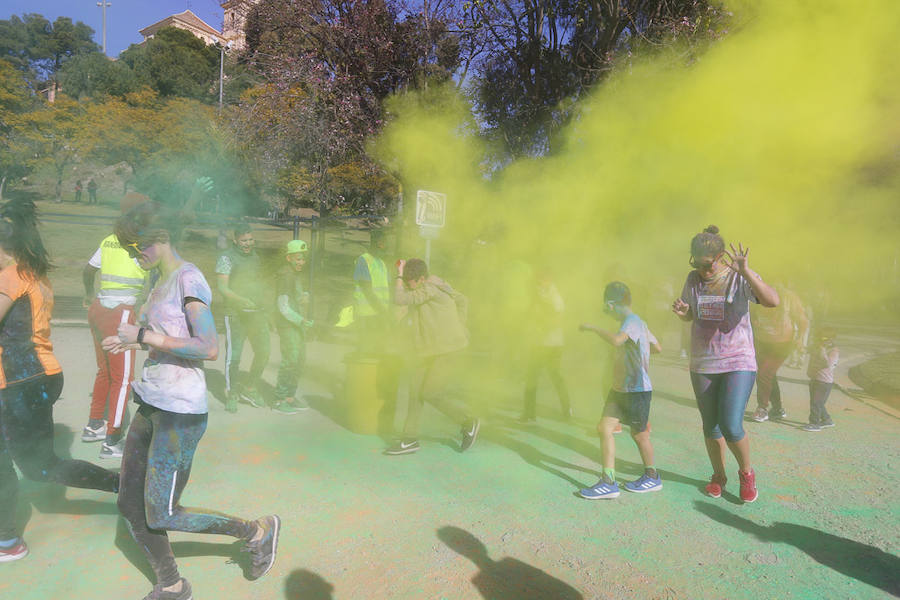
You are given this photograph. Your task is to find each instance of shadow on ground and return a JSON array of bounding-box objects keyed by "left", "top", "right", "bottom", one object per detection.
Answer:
[
  {"left": 694, "top": 501, "right": 900, "bottom": 596},
  {"left": 438, "top": 525, "right": 584, "bottom": 599},
  {"left": 284, "top": 569, "right": 335, "bottom": 599}
]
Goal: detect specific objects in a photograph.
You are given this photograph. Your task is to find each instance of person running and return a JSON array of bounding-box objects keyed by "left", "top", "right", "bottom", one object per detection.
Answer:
[
  {"left": 216, "top": 223, "right": 270, "bottom": 412},
  {"left": 0, "top": 197, "right": 119, "bottom": 563},
  {"left": 578, "top": 282, "right": 662, "bottom": 499},
  {"left": 384, "top": 258, "right": 479, "bottom": 455},
  {"left": 520, "top": 269, "right": 571, "bottom": 423},
  {"left": 803, "top": 327, "right": 839, "bottom": 432},
  {"left": 672, "top": 225, "right": 779, "bottom": 503},
  {"left": 272, "top": 239, "right": 313, "bottom": 415},
  {"left": 81, "top": 192, "right": 151, "bottom": 459},
  {"left": 103, "top": 201, "right": 279, "bottom": 599},
  {"left": 750, "top": 281, "right": 808, "bottom": 422}
]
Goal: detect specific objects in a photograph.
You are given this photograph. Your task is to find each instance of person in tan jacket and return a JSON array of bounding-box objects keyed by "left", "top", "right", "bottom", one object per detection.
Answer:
[{"left": 384, "top": 258, "right": 479, "bottom": 455}]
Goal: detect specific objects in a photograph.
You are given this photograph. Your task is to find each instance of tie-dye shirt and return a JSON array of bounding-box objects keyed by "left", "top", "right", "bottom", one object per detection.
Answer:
[
  {"left": 132, "top": 263, "right": 212, "bottom": 414},
  {"left": 681, "top": 269, "right": 758, "bottom": 374},
  {"left": 612, "top": 313, "right": 657, "bottom": 392}
]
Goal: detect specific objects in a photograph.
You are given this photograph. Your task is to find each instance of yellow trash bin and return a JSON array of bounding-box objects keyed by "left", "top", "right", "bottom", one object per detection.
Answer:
[{"left": 343, "top": 355, "right": 382, "bottom": 434}]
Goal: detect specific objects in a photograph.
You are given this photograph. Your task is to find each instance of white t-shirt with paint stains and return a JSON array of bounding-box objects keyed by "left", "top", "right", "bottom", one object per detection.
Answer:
[{"left": 132, "top": 263, "right": 212, "bottom": 414}]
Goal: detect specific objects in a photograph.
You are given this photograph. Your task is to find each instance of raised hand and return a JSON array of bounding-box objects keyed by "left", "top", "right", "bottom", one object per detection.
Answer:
[
  {"left": 722, "top": 243, "right": 750, "bottom": 276},
  {"left": 672, "top": 298, "right": 690, "bottom": 317}
]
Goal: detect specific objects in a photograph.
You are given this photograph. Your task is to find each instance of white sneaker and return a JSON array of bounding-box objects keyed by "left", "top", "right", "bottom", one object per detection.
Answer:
[
  {"left": 99, "top": 439, "right": 125, "bottom": 459},
  {"left": 81, "top": 420, "right": 107, "bottom": 442}
]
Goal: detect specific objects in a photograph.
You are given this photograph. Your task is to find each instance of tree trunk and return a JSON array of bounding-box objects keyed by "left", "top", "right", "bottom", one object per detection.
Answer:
[{"left": 0, "top": 176, "right": 6, "bottom": 201}]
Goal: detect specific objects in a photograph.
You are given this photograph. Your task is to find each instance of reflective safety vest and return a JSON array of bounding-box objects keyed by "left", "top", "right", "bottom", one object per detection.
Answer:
[
  {"left": 99, "top": 233, "right": 146, "bottom": 297},
  {"left": 353, "top": 253, "right": 389, "bottom": 317}
]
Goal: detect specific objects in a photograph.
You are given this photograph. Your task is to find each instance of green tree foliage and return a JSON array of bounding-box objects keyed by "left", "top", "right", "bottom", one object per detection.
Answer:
[
  {"left": 463, "top": 0, "right": 729, "bottom": 157},
  {"left": 0, "top": 14, "right": 99, "bottom": 87},
  {"left": 0, "top": 59, "right": 39, "bottom": 197},
  {"left": 58, "top": 52, "right": 137, "bottom": 99},
  {"left": 119, "top": 27, "right": 219, "bottom": 101}
]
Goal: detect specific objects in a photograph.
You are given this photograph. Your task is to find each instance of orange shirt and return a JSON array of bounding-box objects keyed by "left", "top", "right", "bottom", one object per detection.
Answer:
[{"left": 0, "top": 265, "right": 61, "bottom": 388}]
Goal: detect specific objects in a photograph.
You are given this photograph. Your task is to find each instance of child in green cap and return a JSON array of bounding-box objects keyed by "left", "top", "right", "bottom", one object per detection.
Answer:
[{"left": 272, "top": 239, "right": 313, "bottom": 414}]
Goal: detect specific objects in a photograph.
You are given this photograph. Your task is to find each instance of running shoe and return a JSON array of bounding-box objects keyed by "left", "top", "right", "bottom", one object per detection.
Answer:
[
  {"left": 81, "top": 420, "right": 107, "bottom": 442},
  {"left": 225, "top": 392, "right": 238, "bottom": 413},
  {"left": 819, "top": 418, "right": 835, "bottom": 428},
  {"left": 579, "top": 479, "right": 620, "bottom": 499},
  {"left": 705, "top": 473, "right": 727, "bottom": 498},
  {"left": 142, "top": 577, "right": 193, "bottom": 600},
  {"left": 738, "top": 468, "right": 758, "bottom": 503},
  {"left": 0, "top": 539, "right": 28, "bottom": 563},
  {"left": 752, "top": 408, "right": 768, "bottom": 422},
  {"left": 240, "top": 387, "right": 267, "bottom": 409},
  {"left": 802, "top": 423, "right": 822, "bottom": 432},
  {"left": 460, "top": 418, "right": 480, "bottom": 451},
  {"left": 384, "top": 439, "right": 420, "bottom": 455},
  {"left": 769, "top": 408, "right": 786, "bottom": 421},
  {"left": 99, "top": 438, "right": 125, "bottom": 460},
  {"left": 624, "top": 473, "right": 663, "bottom": 493},
  {"left": 245, "top": 515, "right": 281, "bottom": 580},
  {"left": 272, "top": 398, "right": 305, "bottom": 415}
]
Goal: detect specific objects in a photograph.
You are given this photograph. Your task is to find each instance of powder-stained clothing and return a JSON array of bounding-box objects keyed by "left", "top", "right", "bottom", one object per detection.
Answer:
[
  {"left": 215, "top": 247, "right": 266, "bottom": 315},
  {"left": 275, "top": 265, "right": 308, "bottom": 326},
  {"left": 807, "top": 343, "right": 839, "bottom": 384},
  {"left": 132, "top": 263, "right": 212, "bottom": 414},
  {"left": 0, "top": 266, "right": 61, "bottom": 388},
  {"left": 393, "top": 276, "right": 468, "bottom": 358},
  {"left": 612, "top": 313, "right": 658, "bottom": 393},
  {"left": 680, "top": 269, "right": 758, "bottom": 374}
]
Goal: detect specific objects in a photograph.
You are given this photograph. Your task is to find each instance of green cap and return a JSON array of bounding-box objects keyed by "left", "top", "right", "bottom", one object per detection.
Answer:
[{"left": 286, "top": 239, "right": 309, "bottom": 255}]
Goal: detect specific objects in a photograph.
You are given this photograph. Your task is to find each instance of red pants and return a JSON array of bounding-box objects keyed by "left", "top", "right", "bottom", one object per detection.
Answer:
[{"left": 88, "top": 299, "right": 136, "bottom": 436}]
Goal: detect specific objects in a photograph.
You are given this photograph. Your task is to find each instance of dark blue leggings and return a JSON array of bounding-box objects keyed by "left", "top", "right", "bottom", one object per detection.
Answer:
[
  {"left": 690, "top": 371, "right": 756, "bottom": 442},
  {"left": 117, "top": 401, "right": 255, "bottom": 587},
  {"left": 0, "top": 373, "right": 119, "bottom": 539}
]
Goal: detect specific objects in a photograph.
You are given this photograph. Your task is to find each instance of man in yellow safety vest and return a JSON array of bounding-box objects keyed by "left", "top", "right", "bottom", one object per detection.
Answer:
[{"left": 353, "top": 228, "right": 391, "bottom": 355}]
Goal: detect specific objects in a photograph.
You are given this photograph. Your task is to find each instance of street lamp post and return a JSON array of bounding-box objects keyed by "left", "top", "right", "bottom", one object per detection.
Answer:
[
  {"left": 218, "top": 40, "right": 232, "bottom": 111},
  {"left": 96, "top": 1, "right": 111, "bottom": 55}
]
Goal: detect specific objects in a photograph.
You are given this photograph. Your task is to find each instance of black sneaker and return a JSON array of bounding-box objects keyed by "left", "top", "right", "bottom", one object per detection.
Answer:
[
  {"left": 384, "top": 439, "right": 420, "bottom": 455},
  {"left": 819, "top": 418, "right": 835, "bottom": 428},
  {"left": 240, "top": 387, "right": 267, "bottom": 409},
  {"left": 460, "top": 418, "right": 480, "bottom": 451},
  {"left": 142, "top": 578, "right": 192, "bottom": 600},
  {"left": 769, "top": 408, "right": 786, "bottom": 421},
  {"left": 244, "top": 515, "right": 280, "bottom": 580}
]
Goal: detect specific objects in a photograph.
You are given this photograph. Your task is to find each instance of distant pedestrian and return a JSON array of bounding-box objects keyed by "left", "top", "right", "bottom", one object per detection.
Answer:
[
  {"left": 74, "top": 180, "right": 83, "bottom": 203},
  {"left": 672, "top": 225, "right": 780, "bottom": 503},
  {"left": 578, "top": 282, "right": 662, "bottom": 499},
  {"left": 802, "top": 328, "right": 839, "bottom": 432},
  {"left": 87, "top": 178, "right": 98, "bottom": 204}
]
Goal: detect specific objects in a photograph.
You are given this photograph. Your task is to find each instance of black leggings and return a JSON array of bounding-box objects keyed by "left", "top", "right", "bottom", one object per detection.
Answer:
[
  {"left": 117, "top": 401, "right": 255, "bottom": 587},
  {"left": 0, "top": 373, "right": 119, "bottom": 539}
]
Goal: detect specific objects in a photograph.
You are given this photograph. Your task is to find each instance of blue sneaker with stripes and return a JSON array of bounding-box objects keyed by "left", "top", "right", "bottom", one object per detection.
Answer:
[
  {"left": 578, "top": 479, "right": 620, "bottom": 499},
  {"left": 624, "top": 473, "right": 663, "bottom": 493}
]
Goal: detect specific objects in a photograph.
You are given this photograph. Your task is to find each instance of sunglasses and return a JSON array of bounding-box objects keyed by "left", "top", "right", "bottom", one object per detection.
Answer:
[
  {"left": 124, "top": 240, "right": 153, "bottom": 259},
  {"left": 689, "top": 254, "right": 721, "bottom": 271}
]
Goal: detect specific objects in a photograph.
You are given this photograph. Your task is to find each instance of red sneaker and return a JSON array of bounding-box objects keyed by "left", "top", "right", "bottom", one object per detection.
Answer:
[
  {"left": 739, "top": 468, "right": 758, "bottom": 503},
  {"left": 0, "top": 539, "right": 28, "bottom": 562},
  {"left": 705, "top": 473, "right": 727, "bottom": 498}
]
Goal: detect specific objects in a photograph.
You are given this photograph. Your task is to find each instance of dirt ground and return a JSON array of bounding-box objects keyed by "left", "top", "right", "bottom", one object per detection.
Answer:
[{"left": 2, "top": 315, "right": 898, "bottom": 599}]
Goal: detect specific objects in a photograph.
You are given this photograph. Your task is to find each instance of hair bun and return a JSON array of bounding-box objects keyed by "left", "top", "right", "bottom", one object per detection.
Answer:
[{"left": 704, "top": 225, "right": 719, "bottom": 235}]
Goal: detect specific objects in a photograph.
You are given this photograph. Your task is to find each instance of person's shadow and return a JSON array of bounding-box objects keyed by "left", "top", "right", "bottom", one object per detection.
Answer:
[
  {"left": 438, "top": 526, "right": 584, "bottom": 600},
  {"left": 694, "top": 501, "right": 900, "bottom": 595},
  {"left": 285, "top": 569, "right": 335, "bottom": 599}
]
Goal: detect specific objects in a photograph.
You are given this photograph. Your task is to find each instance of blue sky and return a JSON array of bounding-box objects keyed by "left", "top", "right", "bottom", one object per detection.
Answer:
[{"left": 2, "top": 0, "right": 226, "bottom": 57}]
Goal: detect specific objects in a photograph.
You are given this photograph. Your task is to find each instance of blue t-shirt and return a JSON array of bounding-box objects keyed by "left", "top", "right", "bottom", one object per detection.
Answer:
[{"left": 612, "top": 313, "right": 657, "bottom": 393}]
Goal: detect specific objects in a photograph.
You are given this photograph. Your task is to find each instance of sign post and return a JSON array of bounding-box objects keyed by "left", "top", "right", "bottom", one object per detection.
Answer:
[{"left": 415, "top": 190, "right": 446, "bottom": 267}]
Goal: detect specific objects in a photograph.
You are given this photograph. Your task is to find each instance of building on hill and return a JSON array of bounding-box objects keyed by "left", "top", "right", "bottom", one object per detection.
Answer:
[
  {"left": 221, "top": 0, "right": 261, "bottom": 50},
  {"left": 139, "top": 10, "right": 222, "bottom": 46}
]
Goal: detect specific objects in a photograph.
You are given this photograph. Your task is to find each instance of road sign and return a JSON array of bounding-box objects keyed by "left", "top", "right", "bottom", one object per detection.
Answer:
[{"left": 415, "top": 190, "right": 446, "bottom": 228}]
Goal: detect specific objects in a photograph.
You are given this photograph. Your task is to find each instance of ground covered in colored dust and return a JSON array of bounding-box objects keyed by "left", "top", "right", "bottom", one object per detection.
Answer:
[{"left": 3, "top": 320, "right": 898, "bottom": 600}]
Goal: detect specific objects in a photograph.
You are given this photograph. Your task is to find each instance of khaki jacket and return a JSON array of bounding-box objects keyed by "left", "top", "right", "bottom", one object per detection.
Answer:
[{"left": 394, "top": 275, "right": 468, "bottom": 357}]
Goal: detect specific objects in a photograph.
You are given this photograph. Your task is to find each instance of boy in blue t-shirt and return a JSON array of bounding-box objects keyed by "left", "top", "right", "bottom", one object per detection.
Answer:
[{"left": 578, "top": 281, "right": 662, "bottom": 499}]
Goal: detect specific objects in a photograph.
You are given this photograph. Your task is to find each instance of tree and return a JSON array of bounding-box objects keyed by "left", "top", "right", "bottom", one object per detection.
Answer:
[
  {"left": 0, "top": 14, "right": 99, "bottom": 89},
  {"left": 462, "top": 0, "right": 729, "bottom": 157},
  {"left": 236, "top": 0, "right": 461, "bottom": 214},
  {"left": 119, "top": 27, "right": 219, "bottom": 102},
  {"left": 15, "top": 94, "right": 85, "bottom": 200},
  {"left": 58, "top": 52, "right": 137, "bottom": 99},
  {"left": 0, "top": 59, "right": 39, "bottom": 198}
]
